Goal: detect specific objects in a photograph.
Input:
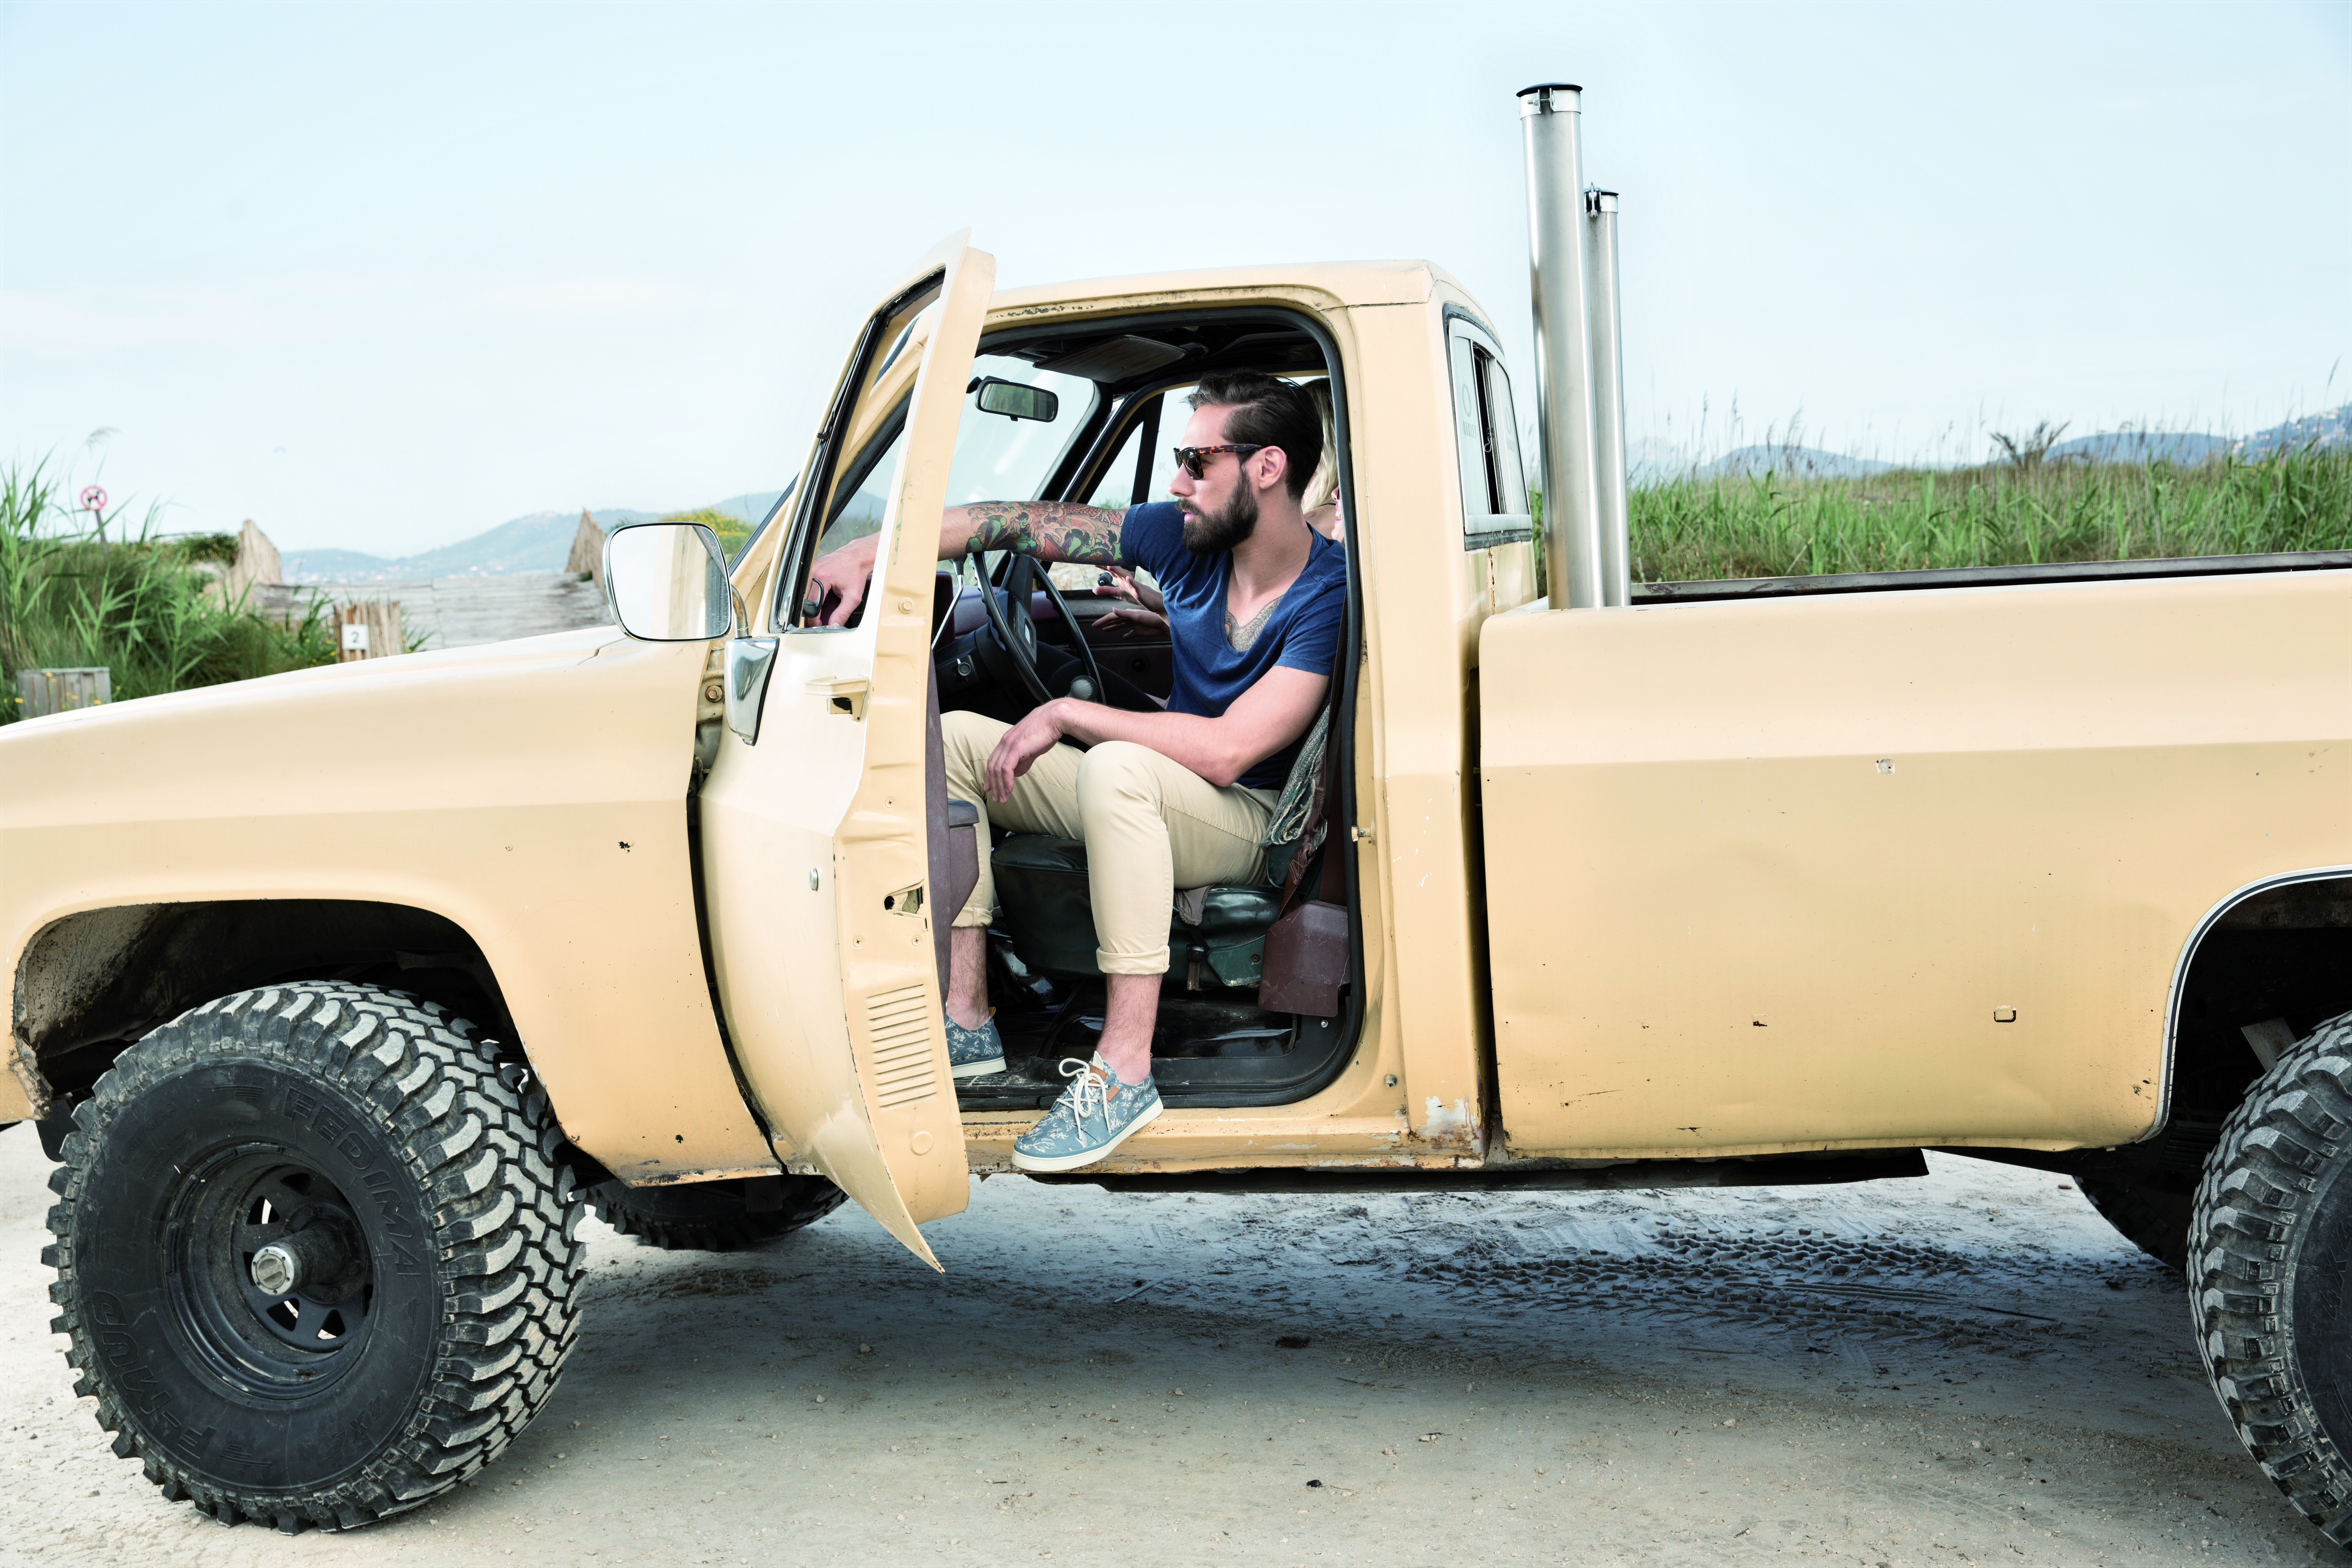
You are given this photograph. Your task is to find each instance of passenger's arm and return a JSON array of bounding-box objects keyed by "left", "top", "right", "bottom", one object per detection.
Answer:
[
  {"left": 807, "top": 502, "right": 1128, "bottom": 626},
  {"left": 982, "top": 666, "right": 1330, "bottom": 800},
  {"left": 1099, "top": 564, "right": 1165, "bottom": 614}
]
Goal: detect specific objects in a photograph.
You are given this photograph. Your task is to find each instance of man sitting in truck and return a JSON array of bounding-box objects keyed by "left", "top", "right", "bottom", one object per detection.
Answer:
[{"left": 806, "top": 371, "right": 1345, "bottom": 1172}]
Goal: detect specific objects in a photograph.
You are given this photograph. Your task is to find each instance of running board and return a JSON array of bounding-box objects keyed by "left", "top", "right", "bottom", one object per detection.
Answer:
[{"left": 1022, "top": 1149, "right": 1928, "bottom": 1194}]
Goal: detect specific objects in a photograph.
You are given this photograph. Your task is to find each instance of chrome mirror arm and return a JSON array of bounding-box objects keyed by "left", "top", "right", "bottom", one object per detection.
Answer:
[{"left": 724, "top": 586, "right": 779, "bottom": 745}]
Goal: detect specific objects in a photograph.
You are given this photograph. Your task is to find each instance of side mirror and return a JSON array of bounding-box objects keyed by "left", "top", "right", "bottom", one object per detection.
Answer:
[
  {"left": 604, "top": 522, "right": 733, "bottom": 641},
  {"left": 969, "top": 376, "right": 1059, "bottom": 425}
]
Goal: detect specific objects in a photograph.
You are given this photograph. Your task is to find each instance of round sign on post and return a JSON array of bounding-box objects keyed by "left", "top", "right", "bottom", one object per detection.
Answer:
[{"left": 80, "top": 486, "right": 107, "bottom": 514}]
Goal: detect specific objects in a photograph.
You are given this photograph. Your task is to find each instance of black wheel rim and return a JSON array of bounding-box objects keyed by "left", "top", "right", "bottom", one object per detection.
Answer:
[{"left": 164, "top": 1144, "right": 376, "bottom": 1397}]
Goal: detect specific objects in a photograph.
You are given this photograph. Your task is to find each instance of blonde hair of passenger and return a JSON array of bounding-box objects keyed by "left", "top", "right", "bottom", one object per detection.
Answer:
[
  {"left": 1298, "top": 379, "right": 1345, "bottom": 542},
  {"left": 1302, "top": 379, "right": 1339, "bottom": 511}
]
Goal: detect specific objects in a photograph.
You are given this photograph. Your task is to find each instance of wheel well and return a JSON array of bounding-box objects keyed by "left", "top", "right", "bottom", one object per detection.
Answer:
[
  {"left": 12, "top": 900, "right": 517, "bottom": 1112},
  {"left": 2155, "top": 875, "right": 2352, "bottom": 1181},
  {"left": 1959, "top": 875, "right": 2352, "bottom": 1194}
]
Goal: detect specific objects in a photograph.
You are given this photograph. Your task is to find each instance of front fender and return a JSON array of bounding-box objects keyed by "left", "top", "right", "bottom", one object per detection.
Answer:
[{"left": 0, "top": 628, "right": 774, "bottom": 1182}]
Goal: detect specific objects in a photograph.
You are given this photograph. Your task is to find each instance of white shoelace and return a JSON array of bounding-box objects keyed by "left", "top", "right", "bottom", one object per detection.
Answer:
[{"left": 1055, "top": 1056, "right": 1110, "bottom": 1139}]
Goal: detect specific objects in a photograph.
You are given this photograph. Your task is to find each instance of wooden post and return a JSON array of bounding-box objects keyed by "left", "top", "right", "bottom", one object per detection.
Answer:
[
  {"left": 15, "top": 667, "right": 112, "bottom": 718},
  {"left": 564, "top": 509, "right": 604, "bottom": 584},
  {"left": 212, "top": 519, "right": 283, "bottom": 608},
  {"left": 336, "top": 601, "right": 405, "bottom": 662}
]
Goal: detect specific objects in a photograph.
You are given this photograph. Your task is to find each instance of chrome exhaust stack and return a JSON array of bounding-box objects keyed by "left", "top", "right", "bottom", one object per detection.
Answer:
[
  {"left": 1518, "top": 85, "right": 1630, "bottom": 609},
  {"left": 1584, "top": 189, "right": 1630, "bottom": 606}
]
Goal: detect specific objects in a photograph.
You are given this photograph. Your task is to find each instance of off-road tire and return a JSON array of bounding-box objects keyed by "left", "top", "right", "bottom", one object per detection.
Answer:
[
  {"left": 42, "top": 984, "right": 584, "bottom": 1532},
  {"left": 2076, "top": 1175, "right": 2192, "bottom": 1270},
  {"left": 2190, "top": 1009, "right": 2352, "bottom": 1545},
  {"left": 587, "top": 1174, "right": 843, "bottom": 1252}
]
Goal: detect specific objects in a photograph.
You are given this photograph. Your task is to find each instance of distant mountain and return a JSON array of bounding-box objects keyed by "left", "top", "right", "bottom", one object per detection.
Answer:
[
  {"left": 1699, "top": 445, "right": 1893, "bottom": 480},
  {"left": 2047, "top": 430, "right": 2230, "bottom": 465},
  {"left": 1626, "top": 437, "right": 1696, "bottom": 487},
  {"left": 2045, "top": 406, "right": 2347, "bottom": 466},
  {"left": 2238, "top": 405, "right": 2351, "bottom": 457},
  {"left": 282, "top": 490, "right": 786, "bottom": 583}
]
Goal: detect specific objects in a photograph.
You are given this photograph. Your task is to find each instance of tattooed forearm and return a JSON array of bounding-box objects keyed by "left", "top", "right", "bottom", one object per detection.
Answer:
[{"left": 953, "top": 502, "right": 1125, "bottom": 565}]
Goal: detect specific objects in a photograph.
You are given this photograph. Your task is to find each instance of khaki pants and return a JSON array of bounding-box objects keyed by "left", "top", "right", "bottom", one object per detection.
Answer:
[{"left": 942, "top": 710, "right": 1274, "bottom": 976}]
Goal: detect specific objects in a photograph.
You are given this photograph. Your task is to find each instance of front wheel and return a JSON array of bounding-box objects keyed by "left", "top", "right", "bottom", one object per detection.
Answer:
[
  {"left": 42, "top": 984, "right": 584, "bottom": 1531},
  {"left": 2191, "top": 1010, "right": 2352, "bottom": 1546}
]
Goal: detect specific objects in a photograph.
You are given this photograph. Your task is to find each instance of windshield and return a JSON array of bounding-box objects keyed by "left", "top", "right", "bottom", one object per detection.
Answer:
[{"left": 942, "top": 356, "right": 1099, "bottom": 506}]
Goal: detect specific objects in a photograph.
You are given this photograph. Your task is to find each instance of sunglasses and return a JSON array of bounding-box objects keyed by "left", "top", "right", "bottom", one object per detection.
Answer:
[{"left": 1171, "top": 443, "right": 1265, "bottom": 480}]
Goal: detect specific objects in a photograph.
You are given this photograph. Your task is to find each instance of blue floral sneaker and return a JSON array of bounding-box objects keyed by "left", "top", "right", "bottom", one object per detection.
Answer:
[
  {"left": 1011, "top": 1054, "right": 1163, "bottom": 1172},
  {"left": 946, "top": 1013, "right": 1007, "bottom": 1080}
]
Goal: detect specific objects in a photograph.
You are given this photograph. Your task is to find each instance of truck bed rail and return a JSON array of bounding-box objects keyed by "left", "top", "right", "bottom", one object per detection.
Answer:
[{"left": 1634, "top": 549, "right": 2352, "bottom": 604}]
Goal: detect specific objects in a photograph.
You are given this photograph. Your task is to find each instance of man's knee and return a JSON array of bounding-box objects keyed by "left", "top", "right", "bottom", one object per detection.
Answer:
[
  {"left": 941, "top": 709, "right": 998, "bottom": 792},
  {"left": 1076, "top": 741, "right": 1164, "bottom": 812}
]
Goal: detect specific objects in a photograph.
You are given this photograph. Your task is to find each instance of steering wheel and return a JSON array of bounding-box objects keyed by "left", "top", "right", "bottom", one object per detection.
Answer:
[{"left": 972, "top": 549, "right": 1107, "bottom": 708}]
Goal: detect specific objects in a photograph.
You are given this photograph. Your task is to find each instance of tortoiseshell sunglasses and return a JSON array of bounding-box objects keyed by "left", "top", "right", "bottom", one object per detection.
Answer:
[{"left": 1171, "top": 443, "right": 1265, "bottom": 480}]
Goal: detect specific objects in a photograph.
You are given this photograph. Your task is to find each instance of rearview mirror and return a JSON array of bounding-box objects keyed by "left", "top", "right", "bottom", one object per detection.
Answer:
[
  {"left": 969, "top": 376, "right": 1059, "bottom": 425},
  {"left": 604, "top": 522, "right": 733, "bottom": 641}
]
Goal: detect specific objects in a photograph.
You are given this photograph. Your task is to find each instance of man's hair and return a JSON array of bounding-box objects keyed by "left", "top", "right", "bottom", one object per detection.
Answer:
[{"left": 1188, "top": 372, "right": 1325, "bottom": 503}]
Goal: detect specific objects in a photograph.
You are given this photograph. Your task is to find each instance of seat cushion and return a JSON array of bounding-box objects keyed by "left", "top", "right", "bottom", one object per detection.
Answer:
[{"left": 990, "top": 835, "right": 1281, "bottom": 986}]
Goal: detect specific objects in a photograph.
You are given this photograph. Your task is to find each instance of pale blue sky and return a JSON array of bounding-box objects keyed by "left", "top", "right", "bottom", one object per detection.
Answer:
[{"left": 3, "top": 0, "right": 2345, "bottom": 556}]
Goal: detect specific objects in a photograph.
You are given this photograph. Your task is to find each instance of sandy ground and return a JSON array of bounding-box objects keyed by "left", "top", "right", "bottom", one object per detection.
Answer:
[{"left": 0, "top": 1119, "right": 2330, "bottom": 1566}]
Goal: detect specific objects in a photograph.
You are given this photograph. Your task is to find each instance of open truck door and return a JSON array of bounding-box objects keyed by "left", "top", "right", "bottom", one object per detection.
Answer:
[{"left": 696, "top": 232, "right": 995, "bottom": 1268}]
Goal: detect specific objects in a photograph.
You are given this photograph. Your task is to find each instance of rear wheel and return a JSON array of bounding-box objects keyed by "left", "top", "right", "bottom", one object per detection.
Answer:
[
  {"left": 588, "top": 1174, "right": 843, "bottom": 1251},
  {"left": 2191, "top": 1010, "right": 2352, "bottom": 1545},
  {"left": 42, "top": 984, "right": 582, "bottom": 1531}
]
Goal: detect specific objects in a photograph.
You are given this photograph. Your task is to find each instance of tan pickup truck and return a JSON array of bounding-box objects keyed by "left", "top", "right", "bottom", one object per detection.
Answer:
[{"left": 5, "top": 86, "right": 2349, "bottom": 1546}]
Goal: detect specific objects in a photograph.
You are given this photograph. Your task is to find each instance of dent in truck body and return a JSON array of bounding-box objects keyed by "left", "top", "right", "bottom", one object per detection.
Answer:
[{"left": 0, "top": 625, "right": 775, "bottom": 1183}]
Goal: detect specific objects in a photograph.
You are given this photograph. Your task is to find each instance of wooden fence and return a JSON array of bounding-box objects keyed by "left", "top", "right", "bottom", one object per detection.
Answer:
[
  {"left": 15, "top": 667, "right": 113, "bottom": 719},
  {"left": 336, "top": 601, "right": 406, "bottom": 662}
]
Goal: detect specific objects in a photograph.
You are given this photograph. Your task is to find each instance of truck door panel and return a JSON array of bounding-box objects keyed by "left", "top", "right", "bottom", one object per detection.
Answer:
[
  {"left": 697, "top": 232, "right": 994, "bottom": 1267},
  {"left": 1478, "top": 572, "right": 2352, "bottom": 1158}
]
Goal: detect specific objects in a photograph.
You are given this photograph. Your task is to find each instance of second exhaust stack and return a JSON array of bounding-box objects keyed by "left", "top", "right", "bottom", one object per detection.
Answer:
[{"left": 1519, "top": 84, "right": 1630, "bottom": 609}]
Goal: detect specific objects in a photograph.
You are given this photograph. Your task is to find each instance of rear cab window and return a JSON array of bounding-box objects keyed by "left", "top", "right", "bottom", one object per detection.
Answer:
[{"left": 1446, "top": 315, "right": 1531, "bottom": 547}]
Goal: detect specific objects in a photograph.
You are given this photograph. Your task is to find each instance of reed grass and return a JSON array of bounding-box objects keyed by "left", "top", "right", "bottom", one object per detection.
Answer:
[
  {"left": 1627, "top": 443, "right": 2352, "bottom": 583},
  {"left": 1, "top": 462, "right": 337, "bottom": 724}
]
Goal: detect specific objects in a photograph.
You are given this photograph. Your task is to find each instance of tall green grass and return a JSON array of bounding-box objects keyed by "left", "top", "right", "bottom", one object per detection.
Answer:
[
  {"left": 1, "top": 462, "right": 337, "bottom": 725},
  {"left": 1628, "top": 443, "right": 2352, "bottom": 582}
]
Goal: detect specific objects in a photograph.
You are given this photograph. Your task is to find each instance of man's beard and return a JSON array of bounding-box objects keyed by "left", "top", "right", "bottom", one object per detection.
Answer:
[{"left": 1180, "top": 483, "right": 1259, "bottom": 555}]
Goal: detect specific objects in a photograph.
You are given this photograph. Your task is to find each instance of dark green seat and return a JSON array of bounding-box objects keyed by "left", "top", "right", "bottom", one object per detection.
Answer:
[{"left": 989, "top": 835, "right": 1295, "bottom": 988}]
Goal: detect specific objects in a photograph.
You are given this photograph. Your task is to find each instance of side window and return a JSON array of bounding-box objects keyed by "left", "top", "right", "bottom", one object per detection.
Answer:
[
  {"left": 1083, "top": 421, "right": 1146, "bottom": 509},
  {"left": 1446, "top": 318, "right": 1532, "bottom": 543},
  {"left": 1481, "top": 355, "right": 1529, "bottom": 515},
  {"left": 818, "top": 412, "right": 910, "bottom": 555},
  {"left": 1073, "top": 383, "right": 1194, "bottom": 512},
  {"left": 1138, "top": 385, "right": 1201, "bottom": 505},
  {"left": 769, "top": 280, "right": 943, "bottom": 631}
]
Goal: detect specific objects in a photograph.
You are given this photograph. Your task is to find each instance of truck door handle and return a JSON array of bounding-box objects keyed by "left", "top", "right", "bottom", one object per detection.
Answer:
[{"left": 806, "top": 677, "right": 870, "bottom": 720}]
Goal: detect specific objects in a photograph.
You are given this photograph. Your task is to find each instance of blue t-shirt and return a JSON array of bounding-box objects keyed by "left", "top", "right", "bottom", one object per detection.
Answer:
[{"left": 1119, "top": 501, "right": 1348, "bottom": 791}]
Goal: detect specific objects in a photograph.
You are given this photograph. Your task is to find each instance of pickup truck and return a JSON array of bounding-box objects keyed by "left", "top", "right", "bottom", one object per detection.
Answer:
[{"left": 5, "top": 86, "right": 2348, "bottom": 1547}]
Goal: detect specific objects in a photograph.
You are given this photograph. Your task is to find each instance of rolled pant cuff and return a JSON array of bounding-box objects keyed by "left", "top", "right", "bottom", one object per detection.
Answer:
[{"left": 1096, "top": 948, "right": 1169, "bottom": 977}]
